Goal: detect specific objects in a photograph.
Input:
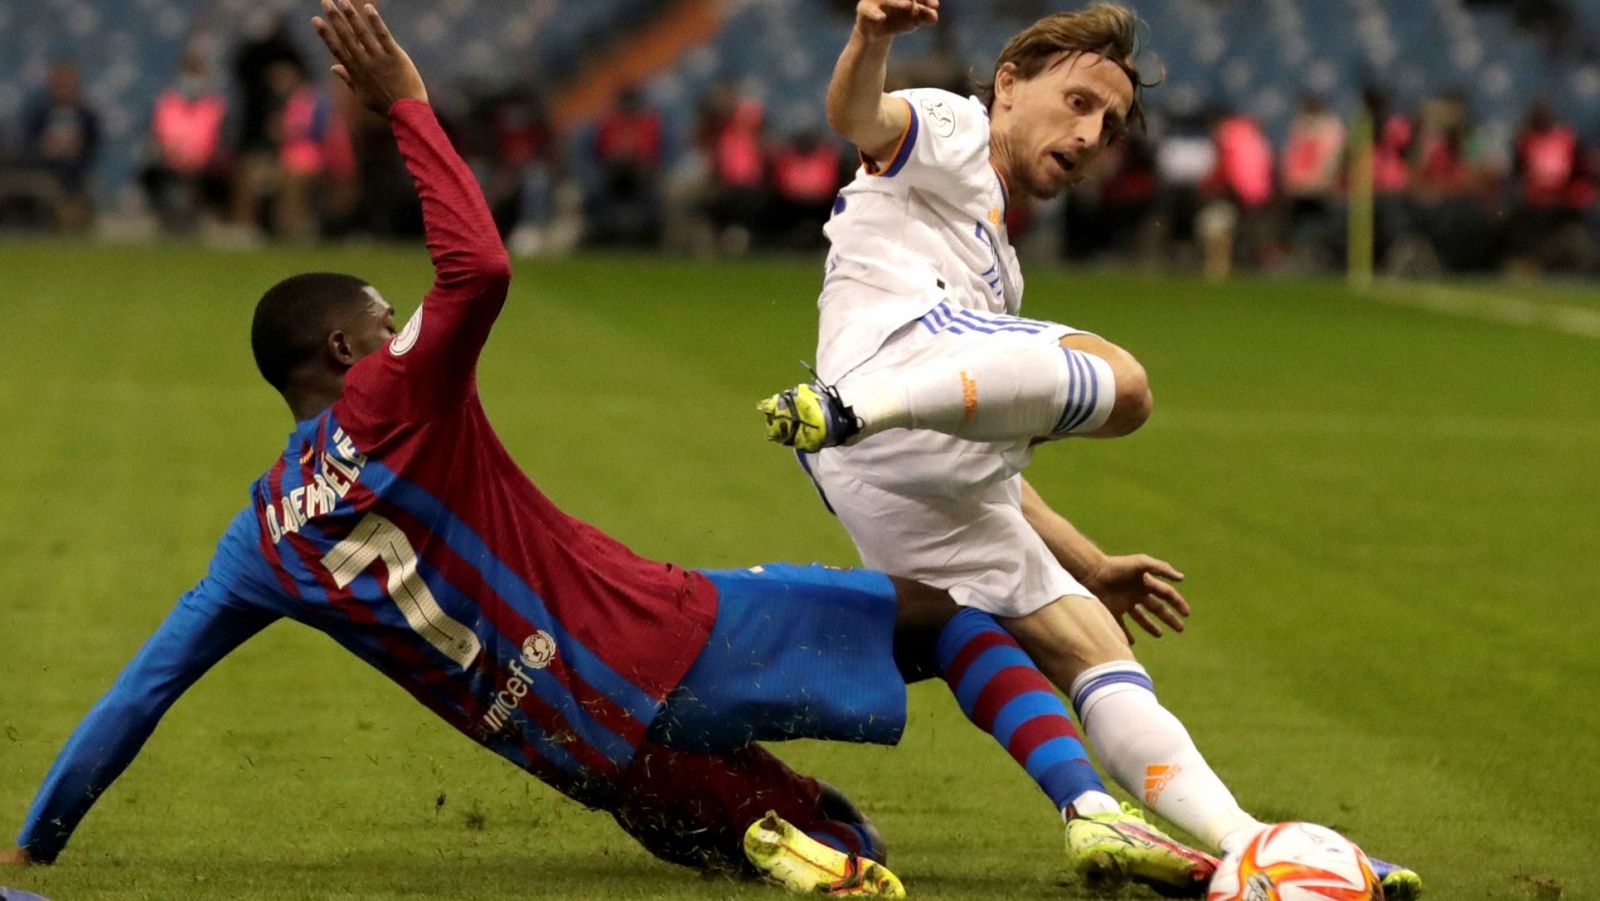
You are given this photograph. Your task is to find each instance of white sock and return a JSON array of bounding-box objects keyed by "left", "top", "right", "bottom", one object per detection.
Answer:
[
  {"left": 1064, "top": 790, "right": 1122, "bottom": 819},
  {"left": 843, "top": 345, "right": 1115, "bottom": 442},
  {"left": 1070, "top": 661, "right": 1263, "bottom": 851}
]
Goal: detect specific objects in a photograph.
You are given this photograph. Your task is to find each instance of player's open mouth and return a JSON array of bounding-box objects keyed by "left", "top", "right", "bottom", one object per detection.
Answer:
[{"left": 1051, "top": 151, "right": 1077, "bottom": 176}]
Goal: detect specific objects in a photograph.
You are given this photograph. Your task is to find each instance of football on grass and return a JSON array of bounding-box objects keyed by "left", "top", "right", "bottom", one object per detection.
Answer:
[{"left": 1207, "top": 821, "right": 1382, "bottom": 901}]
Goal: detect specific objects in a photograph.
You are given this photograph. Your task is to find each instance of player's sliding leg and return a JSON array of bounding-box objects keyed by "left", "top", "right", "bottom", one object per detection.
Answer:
[
  {"left": 934, "top": 607, "right": 1121, "bottom": 818},
  {"left": 758, "top": 334, "right": 1150, "bottom": 451},
  {"left": 612, "top": 741, "right": 887, "bottom": 879},
  {"left": 935, "top": 609, "right": 1215, "bottom": 895},
  {"left": 644, "top": 564, "right": 949, "bottom": 894}
]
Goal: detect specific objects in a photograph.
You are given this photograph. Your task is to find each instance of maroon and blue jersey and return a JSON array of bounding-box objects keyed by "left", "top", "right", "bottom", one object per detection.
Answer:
[{"left": 17, "top": 100, "right": 717, "bottom": 861}]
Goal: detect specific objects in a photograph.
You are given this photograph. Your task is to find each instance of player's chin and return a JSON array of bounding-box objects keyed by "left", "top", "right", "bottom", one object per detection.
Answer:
[{"left": 1025, "top": 173, "right": 1066, "bottom": 201}]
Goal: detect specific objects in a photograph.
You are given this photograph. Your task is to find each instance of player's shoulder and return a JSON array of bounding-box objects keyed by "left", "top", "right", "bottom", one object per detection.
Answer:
[
  {"left": 888, "top": 87, "right": 987, "bottom": 145},
  {"left": 205, "top": 503, "right": 281, "bottom": 602},
  {"left": 214, "top": 505, "right": 266, "bottom": 572}
]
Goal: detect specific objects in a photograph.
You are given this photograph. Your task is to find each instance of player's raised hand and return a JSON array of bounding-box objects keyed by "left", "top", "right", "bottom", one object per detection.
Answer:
[
  {"left": 311, "top": 0, "right": 427, "bottom": 115},
  {"left": 855, "top": 0, "right": 939, "bottom": 40},
  {"left": 1084, "top": 554, "right": 1190, "bottom": 644}
]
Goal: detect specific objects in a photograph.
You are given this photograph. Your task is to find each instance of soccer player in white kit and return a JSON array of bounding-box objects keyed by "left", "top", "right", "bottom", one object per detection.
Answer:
[{"left": 757, "top": 2, "right": 1425, "bottom": 898}]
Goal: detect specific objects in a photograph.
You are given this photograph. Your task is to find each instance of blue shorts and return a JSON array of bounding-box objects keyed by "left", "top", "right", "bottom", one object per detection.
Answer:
[{"left": 647, "top": 563, "right": 907, "bottom": 753}]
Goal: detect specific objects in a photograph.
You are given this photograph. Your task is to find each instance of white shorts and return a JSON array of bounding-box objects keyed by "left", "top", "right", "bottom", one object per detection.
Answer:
[
  {"left": 805, "top": 453, "right": 1092, "bottom": 617},
  {"left": 805, "top": 303, "right": 1098, "bottom": 617}
]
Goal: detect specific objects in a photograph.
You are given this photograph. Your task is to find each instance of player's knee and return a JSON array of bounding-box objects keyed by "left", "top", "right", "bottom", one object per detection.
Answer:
[
  {"left": 1004, "top": 596, "right": 1132, "bottom": 681},
  {"left": 1103, "top": 358, "right": 1152, "bottom": 437},
  {"left": 1059, "top": 335, "right": 1153, "bottom": 437}
]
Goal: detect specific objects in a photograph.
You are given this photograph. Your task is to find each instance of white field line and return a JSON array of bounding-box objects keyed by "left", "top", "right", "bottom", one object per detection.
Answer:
[{"left": 1367, "top": 279, "right": 1600, "bottom": 338}]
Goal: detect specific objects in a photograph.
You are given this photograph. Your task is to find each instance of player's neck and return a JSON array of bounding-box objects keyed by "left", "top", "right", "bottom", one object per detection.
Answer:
[
  {"left": 988, "top": 134, "right": 1015, "bottom": 198},
  {"left": 285, "top": 383, "right": 342, "bottom": 423},
  {"left": 281, "top": 363, "right": 350, "bottom": 422}
]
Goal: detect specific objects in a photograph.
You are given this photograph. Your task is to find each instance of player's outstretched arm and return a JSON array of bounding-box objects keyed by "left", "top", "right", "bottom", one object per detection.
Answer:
[
  {"left": 312, "top": 0, "right": 426, "bottom": 114},
  {"left": 1019, "top": 478, "right": 1190, "bottom": 643},
  {"left": 827, "top": 0, "right": 938, "bottom": 160},
  {"left": 313, "top": 1, "right": 511, "bottom": 414},
  {"left": 11, "top": 587, "right": 277, "bottom": 863}
]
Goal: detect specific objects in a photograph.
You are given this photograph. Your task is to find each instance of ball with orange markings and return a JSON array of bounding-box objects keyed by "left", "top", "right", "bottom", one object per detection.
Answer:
[{"left": 1207, "top": 822, "right": 1382, "bottom": 901}]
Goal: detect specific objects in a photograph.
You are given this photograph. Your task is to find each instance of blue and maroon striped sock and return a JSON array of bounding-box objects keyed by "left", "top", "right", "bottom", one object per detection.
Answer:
[
  {"left": 806, "top": 821, "right": 884, "bottom": 862},
  {"left": 935, "top": 608, "right": 1108, "bottom": 813}
]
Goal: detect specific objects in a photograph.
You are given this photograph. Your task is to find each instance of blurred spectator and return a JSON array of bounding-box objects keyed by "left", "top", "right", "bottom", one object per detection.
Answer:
[
  {"left": 233, "top": 15, "right": 306, "bottom": 164},
  {"left": 1, "top": 0, "right": 1596, "bottom": 278},
  {"left": 588, "top": 88, "right": 664, "bottom": 246},
  {"left": 1363, "top": 87, "right": 1422, "bottom": 271},
  {"left": 1152, "top": 107, "right": 1217, "bottom": 268},
  {"left": 1199, "top": 111, "right": 1273, "bottom": 278},
  {"left": 231, "top": 16, "right": 306, "bottom": 238},
  {"left": 23, "top": 61, "right": 101, "bottom": 231},
  {"left": 1509, "top": 100, "right": 1590, "bottom": 272},
  {"left": 232, "top": 58, "right": 353, "bottom": 240},
  {"left": 663, "top": 83, "right": 767, "bottom": 256},
  {"left": 1210, "top": 113, "right": 1274, "bottom": 209},
  {"left": 141, "top": 49, "right": 230, "bottom": 233},
  {"left": 489, "top": 86, "right": 566, "bottom": 256},
  {"left": 330, "top": 80, "right": 412, "bottom": 239},
  {"left": 278, "top": 62, "right": 355, "bottom": 240},
  {"left": 1411, "top": 91, "right": 1494, "bottom": 272},
  {"left": 706, "top": 89, "right": 767, "bottom": 255},
  {"left": 1414, "top": 93, "right": 1481, "bottom": 200},
  {"left": 767, "top": 130, "right": 844, "bottom": 250},
  {"left": 1281, "top": 95, "right": 1346, "bottom": 269}
]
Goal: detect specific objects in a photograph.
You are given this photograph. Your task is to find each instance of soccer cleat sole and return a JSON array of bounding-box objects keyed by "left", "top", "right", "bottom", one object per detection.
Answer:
[
  {"left": 1066, "top": 815, "right": 1214, "bottom": 899},
  {"left": 757, "top": 394, "right": 801, "bottom": 446},
  {"left": 743, "top": 812, "right": 906, "bottom": 897},
  {"left": 1380, "top": 869, "right": 1424, "bottom": 900},
  {"left": 758, "top": 386, "right": 829, "bottom": 452}
]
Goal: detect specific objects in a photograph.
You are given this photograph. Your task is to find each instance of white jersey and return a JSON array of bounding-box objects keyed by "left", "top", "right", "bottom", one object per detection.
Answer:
[
  {"left": 816, "top": 88, "right": 1024, "bottom": 380},
  {"left": 803, "top": 90, "right": 1096, "bottom": 614}
]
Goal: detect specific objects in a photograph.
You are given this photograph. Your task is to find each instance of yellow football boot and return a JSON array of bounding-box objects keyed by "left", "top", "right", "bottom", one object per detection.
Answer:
[{"left": 742, "top": 811, "right": 906, "bottom": 897}]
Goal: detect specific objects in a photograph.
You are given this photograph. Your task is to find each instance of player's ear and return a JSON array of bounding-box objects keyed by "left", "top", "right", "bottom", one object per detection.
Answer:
[
  {"left": 327, "top": 329, "right": 357, "bottom": 367},
  {"left": 994, "top": 62, "right": 1019, "bottom": 110}
]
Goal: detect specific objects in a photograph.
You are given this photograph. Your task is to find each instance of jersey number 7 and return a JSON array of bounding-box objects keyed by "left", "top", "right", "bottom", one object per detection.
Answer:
[{"left": 321, "top": 513, "right": 483, "bottom": 669}]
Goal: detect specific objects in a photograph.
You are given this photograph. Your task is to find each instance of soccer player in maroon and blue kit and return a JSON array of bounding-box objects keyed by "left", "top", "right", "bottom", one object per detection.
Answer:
[
  {"left": 4, "top": 4, "right": 1184, "bottom": 896},
  {"left": 2, "top": 6, "right": 920, "bottom": 893}
]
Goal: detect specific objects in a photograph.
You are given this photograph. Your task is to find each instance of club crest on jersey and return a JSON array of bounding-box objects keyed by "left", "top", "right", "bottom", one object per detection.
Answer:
[
  {"left": 476, "top": 631, "right": 560, "bottom": 738},
  {"left": 919, "top": 96, "right": 956, "bottom": 138},
  {"left": 390, "top": 307, "right": 422, "bottom": 356},
  {"left": 520, "top": 630, "right": 557, "bottom": 669}
]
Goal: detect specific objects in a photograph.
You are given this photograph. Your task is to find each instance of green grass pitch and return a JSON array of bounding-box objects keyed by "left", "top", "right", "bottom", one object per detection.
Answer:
[{"left": 1, "top": 241, "right": 1595, "bottom": 900}]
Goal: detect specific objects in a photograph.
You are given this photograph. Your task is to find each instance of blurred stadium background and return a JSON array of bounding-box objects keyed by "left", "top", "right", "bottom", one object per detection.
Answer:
[
  {"left": 2, "top": 3, "right": 1599, "bottom": 900},
  {"left": 3, "top": 0, "right": 1600, "bottom": 278}
]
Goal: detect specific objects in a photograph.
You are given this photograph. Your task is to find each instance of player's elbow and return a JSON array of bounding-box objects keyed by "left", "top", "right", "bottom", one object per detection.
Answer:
[{"left": 471, "top": 250, "right": 513, "bottom": 296}]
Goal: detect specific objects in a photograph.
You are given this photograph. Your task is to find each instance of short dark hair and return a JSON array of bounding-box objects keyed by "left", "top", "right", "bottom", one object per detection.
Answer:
[
  {"left": 975, "top": 3, "right": 1156, "bottom": 136},
  {"left": 251, "top": 272, "right": 372, "bottom": 392}
]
